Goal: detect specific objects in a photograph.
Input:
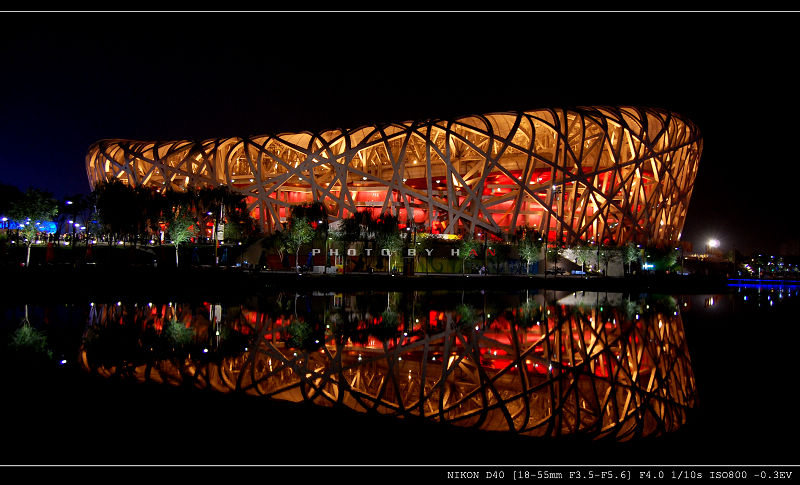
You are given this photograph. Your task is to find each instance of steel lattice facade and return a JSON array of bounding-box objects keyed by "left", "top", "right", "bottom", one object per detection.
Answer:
[{"left": 86, "top": 106, "right": 702, "bottom": 245}]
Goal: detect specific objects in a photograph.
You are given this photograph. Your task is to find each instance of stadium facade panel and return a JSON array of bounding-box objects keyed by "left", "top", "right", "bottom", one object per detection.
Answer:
[{"left": 86, "top": 106, "right": 702, "bottom": 246}]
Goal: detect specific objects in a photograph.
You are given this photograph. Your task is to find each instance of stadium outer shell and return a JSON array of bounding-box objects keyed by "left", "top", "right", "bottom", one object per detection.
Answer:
[{"left": 86, "top": 106, "right": 702, "bottom": 247}]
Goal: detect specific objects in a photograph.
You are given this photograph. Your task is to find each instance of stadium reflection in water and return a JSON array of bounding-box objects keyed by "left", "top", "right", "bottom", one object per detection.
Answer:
[{"left": 79, "top": 290, "right": 695, "bottom": 440}]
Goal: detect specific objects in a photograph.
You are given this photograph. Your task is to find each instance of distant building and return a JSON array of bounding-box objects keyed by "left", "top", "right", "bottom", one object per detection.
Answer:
[{"left": 87, "top": 106, "right": 702, "bottom": 246}]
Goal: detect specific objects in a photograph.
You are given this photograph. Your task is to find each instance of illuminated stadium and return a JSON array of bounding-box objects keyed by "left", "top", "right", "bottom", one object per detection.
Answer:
[{"left": 86, "top": 106, "right": 702, "bottom": 246}]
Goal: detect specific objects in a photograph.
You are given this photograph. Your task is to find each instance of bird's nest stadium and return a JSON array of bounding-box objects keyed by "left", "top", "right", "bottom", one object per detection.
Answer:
[{"left": 87, "top": 106, "right": 701, "bottom": 246}]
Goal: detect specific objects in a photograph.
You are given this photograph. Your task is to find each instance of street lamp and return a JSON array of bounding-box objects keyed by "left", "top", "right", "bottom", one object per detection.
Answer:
[
  {"left": 405, "top": 226, "right": 412, "bottom": 275},
  {"left": 706, "top": 238, "right": 719, "bottom": 257},
  {"left": 318, "top": 219, "right": 329, "bottom": 271}
]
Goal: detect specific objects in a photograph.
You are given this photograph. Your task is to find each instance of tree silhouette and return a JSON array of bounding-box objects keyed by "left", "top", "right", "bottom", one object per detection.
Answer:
[
  {"left": 167, "top": 210, "right": 198, "bottom": 267},
  {"left": 330, "top": 212, "right": 367, "bottom": 273},
  {"left": 8, "top": 188, "right": 59, "bottom": 266},
  {"left": 284, "top": 217, "right": 314, "bottom": 272},
  {"left": 458, "top": 233, "right": 481, "bottom": 274},
  {"left": 377, "top": 231, "right": 403, "bottom": 274},
  {"left": 57, "top": 193, "right": 89, "bottom": 246},
  {"left": 624, "top": 242, "right": 638, "bottom": 275},
  {"left": 93, "top": 179, "right": 138, "bottom": 246},
  {"left": 546, "top": 240, "right": 564, "bottom": 274},
  {"left": 516, "top": 225, "right": 543, "bottom": 275},
  {"left": 573, "top": 242, "right": 592, "bottom": 274},
  {"left": 374, "top": 213, "right": 402, "bottom": 273},
  {"left": 598, "top": 245, "right": 615, "bottom": 275}
]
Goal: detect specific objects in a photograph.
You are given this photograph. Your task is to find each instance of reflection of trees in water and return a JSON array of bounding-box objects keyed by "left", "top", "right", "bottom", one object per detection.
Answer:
[
  {"left": 80, "top": 292, "right": 695, "bottom": 440},
  {"left": 8, "top": 305, "right": 54, "bottom": 363}
]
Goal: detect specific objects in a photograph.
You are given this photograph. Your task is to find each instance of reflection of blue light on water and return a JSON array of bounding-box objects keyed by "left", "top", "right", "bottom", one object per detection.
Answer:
[
  {"left": 729, "top": 284, "right": 800, "bottom": 290},
  {"left": 728, "top": 278, "right": 800, "bottom": 290}
]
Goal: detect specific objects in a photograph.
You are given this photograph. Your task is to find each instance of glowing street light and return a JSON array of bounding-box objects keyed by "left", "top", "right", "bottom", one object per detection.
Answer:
[{"left": 706, "top": 238, "right": 720, "bottom": 258}]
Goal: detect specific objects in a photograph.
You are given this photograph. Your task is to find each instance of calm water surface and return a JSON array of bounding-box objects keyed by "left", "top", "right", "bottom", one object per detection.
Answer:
[{"left": 3, "top": 284, "right": 799, "bottom": 464}]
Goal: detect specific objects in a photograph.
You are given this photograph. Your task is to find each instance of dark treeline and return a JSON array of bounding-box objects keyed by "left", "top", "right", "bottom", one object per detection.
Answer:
[
  {"left": 1, "top": 179, "right": 732, "bottom": 277},
  {"left": 1, "top": 179, "right": 259, "bottom": 267}
]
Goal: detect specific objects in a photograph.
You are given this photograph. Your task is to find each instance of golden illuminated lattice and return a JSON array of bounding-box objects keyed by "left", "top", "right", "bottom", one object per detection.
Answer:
[
  {"left": 86, "top": 106, "right": 702, "bottom": 245},
  {"left": 80, "top": 293, "right": 695, "bottom": 439}
]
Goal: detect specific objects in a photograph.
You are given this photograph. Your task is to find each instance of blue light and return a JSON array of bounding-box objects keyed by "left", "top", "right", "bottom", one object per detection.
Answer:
[
  {"left": 728, "top": 278, "right": 800, "bottom": 291},
  {"left": 3, "top": 218, "right": 58, "bottom": 233}
]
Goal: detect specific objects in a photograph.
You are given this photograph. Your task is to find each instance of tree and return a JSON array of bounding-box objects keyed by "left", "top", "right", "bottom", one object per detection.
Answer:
[
  {"left": 8, "top": 188, "right": 59, "bottom": 267},
  {"left": 662, "top": 247, "right": 680, "bottom": 273},
  {"left": 134, "top": 186, "right": 165, "bottom": 244},
  {"left": 330, "top": 211, "right": 374, "bottom": 272},
  {"left": 458, "top": 233, "right": 481, "bottom": 274},
  {"left": 516, "top": 226, "right": 543, "bottom": 275},
  {"left": 573, "top": 242, "right": 591, "bottom": 273},
  {"left": 59, "top": 193, "right": 95, "bottom": 247},
  {"left": 196, "top": 185, "right": 254, "bottom": 243},
  {"left": 167, "top": 210, "right": 198, "bottom": 267},
  {"left": 598, "top": 245, "right": 614, "bottom": 275},
  {"left": 289, "top": 201, "right": 327, "bottom": 225},
  {"left": 329, "top": 222, "right": 354, "bottom": 273},
  {"left": 163, "top": 187, "right": 193, "bottom": 211},
  {"left": 93, "top": 179, "right": 138, "bottom": 246},
  {"left": 623, "top": 241, "right": 638, "bottom": 275},
  {"left": 355, "top": 210, "right": 378, "bottom": 268},
  {"left": 546, "top": 244, "right": 563, "bottom": 273},
  {"left": 223, "top": 221, "right": 243, "bottom": 241},
  {"left": 378, "top": 231, "right": 404, "bottom": 274},
  {"left": 375, "top": 213, "right": 402, "bottom": 273},
  {"left": 284, "top": 217, "right": 314, "bottom": 272},
  {"left": 262, "top": 230, "right": 287, "bottom": 265}
]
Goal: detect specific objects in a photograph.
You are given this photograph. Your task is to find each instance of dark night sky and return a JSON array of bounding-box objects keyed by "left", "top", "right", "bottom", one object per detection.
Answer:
[{"left": 1, "top": 11, "right": 797, "bottom": 255}]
